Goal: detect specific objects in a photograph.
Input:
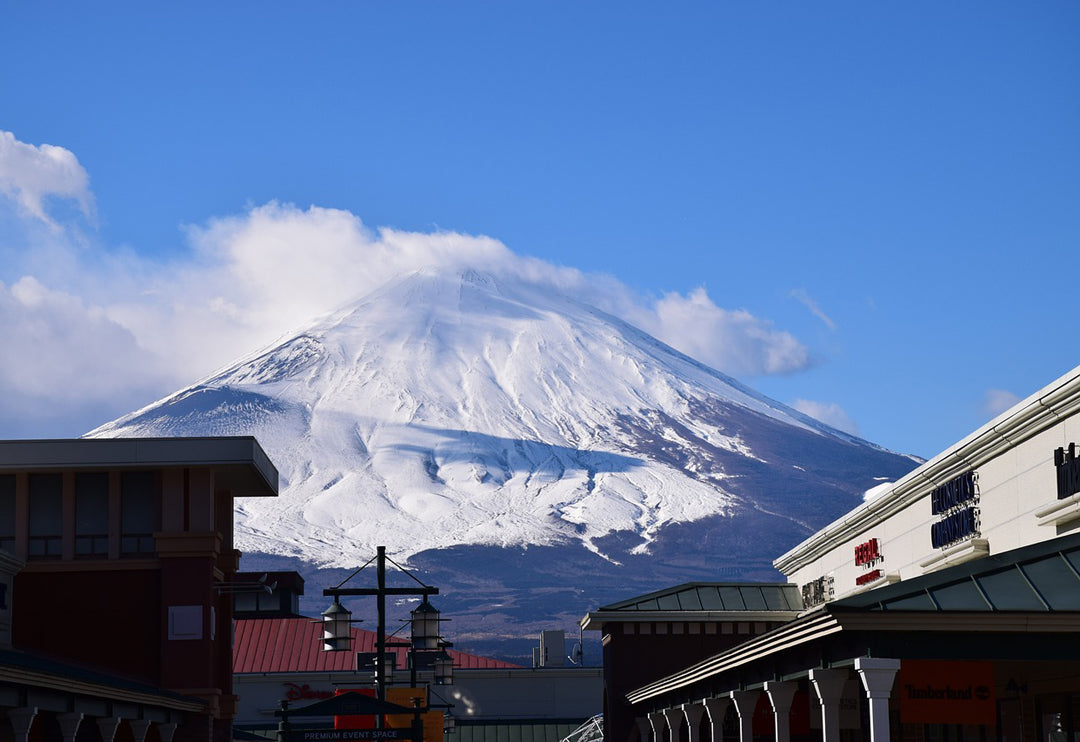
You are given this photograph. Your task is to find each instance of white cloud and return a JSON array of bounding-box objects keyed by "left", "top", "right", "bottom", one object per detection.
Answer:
[
  {"left": 982, "top": 388, "right": 1021, "bottom": 418},
  {"left": 0, "top": 131, "right": 95, "bottom": 230},
  {"left": 638, "top": 288, "right": 810, "bottom": 376},
  {"left": 791, "top": 398, "right": 860, "bottom": 436},
  {"left": 790, "top": 288, "right": 836, "bottom": 331},
  {"left": 0, "top": 134, "right": 816, "bottom": 437}
]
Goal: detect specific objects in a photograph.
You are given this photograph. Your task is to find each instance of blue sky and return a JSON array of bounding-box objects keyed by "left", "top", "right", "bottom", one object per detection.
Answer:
[{"left": 1, "top": 2, "right": 1078, "bottom": 459}]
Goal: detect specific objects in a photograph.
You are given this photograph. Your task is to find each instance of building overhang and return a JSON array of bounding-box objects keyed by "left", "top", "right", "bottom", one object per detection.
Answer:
[{"left": 0, "top": 437, "right": 278, "bottom": 497}]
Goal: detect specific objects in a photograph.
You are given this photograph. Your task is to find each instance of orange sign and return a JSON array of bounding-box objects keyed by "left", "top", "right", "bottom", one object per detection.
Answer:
[{"left": 897, "top": 661, "right": 996, "bottom": 726}]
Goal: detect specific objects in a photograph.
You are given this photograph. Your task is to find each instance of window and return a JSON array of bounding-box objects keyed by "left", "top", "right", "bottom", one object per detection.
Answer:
[
  {"left": 28, "top": 474, "right": 62, "bottom": 558},
  {"left": 0, "top": 475, "right": 13, "bottom": 554},
  {"left": 75, "top": 472, "right": 109, "bottom": 557},
  {"left": 121, "top": 472, "right": 159, "bottom": 556}
]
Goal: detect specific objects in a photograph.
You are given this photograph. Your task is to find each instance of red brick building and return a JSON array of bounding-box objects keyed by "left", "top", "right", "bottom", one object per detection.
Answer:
[{"left": 0, "top": 437, "right": 278, "bottom": 742}]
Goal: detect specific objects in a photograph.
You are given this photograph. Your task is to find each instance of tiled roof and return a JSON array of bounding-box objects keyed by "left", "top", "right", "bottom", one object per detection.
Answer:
[
  {"left": 233, "top": 617, "right": 520, "bottom": 673},
  {"left": 598, "top": 582, "right": 803, "bottom": 612}
]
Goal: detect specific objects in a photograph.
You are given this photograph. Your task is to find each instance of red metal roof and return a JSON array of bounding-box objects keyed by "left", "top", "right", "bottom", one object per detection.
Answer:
[{"left": 233, "top": 617, "right": 520, "bottom": 673}]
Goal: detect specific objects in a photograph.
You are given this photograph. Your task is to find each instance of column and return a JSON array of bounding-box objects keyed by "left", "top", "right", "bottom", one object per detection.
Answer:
[
  {"left": 681, "top": 702, "right": 706, "bottom": 742},
  {"left": 649, "top": 712, "right": 667, "bottom": 742},
  {"left": 702, "top": 698, "right": 730, "bottom": 742},
  {"left": 810, "top": 668, "right": 849, "bottom": 742},
  {"left": 9, "top": 708, "right": 36, "bottom": 742},
  {"left": 764, "top": 682, "right": 797, "bottom": 742},
  {"left": 98, "top": 717, "right": 122, "bottom": 742},
  {"left": 663, "top": 708, "right": 684, "bottom": 742},
  {"left": 157, "top": 723, "right": 178, "bottom": 742},
  {"left": 728, "top": 691, "right": 759, "bottom": 742},
  {"left": 637, "top": 718, "right": 653, "bottom": 742},
  {"left": 130, "top": 720, "right": 153, "bottom": 742},
  {"left": 57, "top": 713, "right": 83, "bottom": 742},
  {"left": 856, "top": 658, "right": 901, "bottom": 742}
]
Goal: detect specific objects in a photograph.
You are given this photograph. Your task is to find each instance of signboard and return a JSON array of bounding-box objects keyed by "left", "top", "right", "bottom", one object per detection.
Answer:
[
  {"left": 1055, "top": 444, "right": 1080, "bottom": 500},
  {"left": 290, "top": 730, "right": 411, "bottom": 742},
  {"left": 929, "top": 471, "right": 980, "bottom": 549},
  {"left": 897, "top": 660, "right": 996, "bottom": 726}
]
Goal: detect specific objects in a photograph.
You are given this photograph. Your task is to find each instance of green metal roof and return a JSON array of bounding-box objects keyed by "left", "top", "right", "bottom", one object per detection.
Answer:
[
  {"left": 834, "top": 531, "right": 1080, "bottom": 612},
  {"left": 598, "top": 582, "right": 803, "bottom": 612}
]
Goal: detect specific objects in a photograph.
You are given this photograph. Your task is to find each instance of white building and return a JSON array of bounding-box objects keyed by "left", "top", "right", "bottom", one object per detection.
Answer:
[{"left": 605, "top": 364, "right": 1080, "bottom": 742}]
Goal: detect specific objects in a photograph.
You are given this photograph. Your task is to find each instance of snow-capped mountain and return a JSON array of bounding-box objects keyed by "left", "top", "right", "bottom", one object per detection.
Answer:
[{"left": 88, "top": 268, "right": 916, "bottom": 657}]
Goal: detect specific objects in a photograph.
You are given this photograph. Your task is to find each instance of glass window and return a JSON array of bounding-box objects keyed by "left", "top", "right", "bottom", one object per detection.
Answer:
[
  {"left": 75, "top": 472, "right": 109, "bottom": 557},
  {"left": 0, "top": 475, "right": 14, "bottom": 554},
  {"left": 977, "top": 567, "right": 1046, "bottom": 611},
  {"left": 929, "top": 578, "right": 992, "bottom": 611},
  {"left": 121, "top": 471, "right": 159, "bottom": 556},
  {"left": 1022, "top": 556, "right": 1080, "bottom": 611},
  {"left": 28, "top": 473, "right": 62, "bottom": 558}
]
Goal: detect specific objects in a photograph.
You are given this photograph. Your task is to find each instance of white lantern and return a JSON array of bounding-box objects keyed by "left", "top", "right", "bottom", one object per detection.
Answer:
[
  {"left": 321, "top": 597, "right": 352, "bottom": 651},
  {"left": 410, "top": 598, "right": 442, "bottom": 651}
]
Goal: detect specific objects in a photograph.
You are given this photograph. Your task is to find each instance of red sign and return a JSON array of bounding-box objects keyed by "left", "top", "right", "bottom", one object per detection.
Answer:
[
  {"left": 854, "top": 538, "right": 881, "bottom": 566},
  {"left": 897, "top": 661, "right": 996, "bottom": 726},
  {"left": 855, "top": 569, "right": 882, "bottom": 586},
  {"left": 285, "top": 683, "right": 333, "bottom": 701}
]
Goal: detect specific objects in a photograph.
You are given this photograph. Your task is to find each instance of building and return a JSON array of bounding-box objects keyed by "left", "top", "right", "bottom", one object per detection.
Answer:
[
  {"left": 230, "top": 574, "right": 603, "bottom": 742},
  {"left": 0, "top": 437, "right": 278, "bottom": 742},
  {"left": 588, "top": 364, "right": 1080, "bottom": 742}
]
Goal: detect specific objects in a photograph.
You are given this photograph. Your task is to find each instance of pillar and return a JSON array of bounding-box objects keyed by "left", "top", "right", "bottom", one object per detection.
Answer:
[
  {"left": 856, "top": 658, "right": 900, "bottom": 742},
  {"left": 57, "top": 713, "right": 83, "bottom": 742},
  {"left": 663, "top": 708, "right": 684, "bottom": 742},
  {"left": 157, "top": 723, "right": 178, "bottom": 742},
  {"left": 130, "top": 720, "right": 153, "bottom": 742},
  {"left": 764, "top": 682, "right": 797, "bottom": 742},
  {"left": 702, "top": 698, "right": 730, "bottom": 742},
  {"left": 9, "top": 708, "right": 36, "bottom": 742},
  {"left": 682, "top": 702, "right": 706, "bottom": 742},
  {"left": 98, "top": 717, "right": 122, "bottom": 742},
  {"left": 810, "top": 668, "right": 849, "bottom": 742},
  {"left": 636, "top": 718, "right": 653, "bottom": 742},
  {"left": 648, "top": 712, "right": 666, "bottom": 742},
  {"left": 728, "top": 691, "right": 759, "bottom": 742}
]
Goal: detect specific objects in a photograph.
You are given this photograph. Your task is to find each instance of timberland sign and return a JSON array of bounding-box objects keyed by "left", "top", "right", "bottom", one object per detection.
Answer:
[{"left": 897, "top": 660, "right": 995, "bottom": 725}]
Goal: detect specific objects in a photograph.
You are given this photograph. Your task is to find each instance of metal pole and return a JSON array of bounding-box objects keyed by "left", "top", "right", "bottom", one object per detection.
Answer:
[{"left": 377, "top": 545, "right": 387, "bottom": 726}]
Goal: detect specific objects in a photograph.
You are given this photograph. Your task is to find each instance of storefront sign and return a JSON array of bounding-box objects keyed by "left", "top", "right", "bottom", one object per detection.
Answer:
[
  {"left": 285, "top": 683, "right": 333, "bottom": 701},
  {"left": 930, "top": 470, "right": 978, "bottom": 515},
  {"left": 801, "top": 575, "right": 834, "bottom": 608},
  {"left": 1055, "top": 444, "right": 1080, "bottom": 500},
  {"left": 930, "top": 506, "right": 980, "bottom": 548},
  {"left": 855, "top": 569, "right": 882, "bottom": 586},
  {"left": 854, "top": 538, "right": 881, "bottom": 566},
  {"left": 929, "top": 471, "right": 980, "bottom": 549},
  {"left": 897, "top": 660, "right": 996, "bottom": 726},
  {"left": 289, "top": 730, "right": 412, "bottom": 742}
]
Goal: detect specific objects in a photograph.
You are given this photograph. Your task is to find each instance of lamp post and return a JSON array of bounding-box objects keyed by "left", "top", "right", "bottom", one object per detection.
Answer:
[{"left": 321, "top": 545, "right": 449, "bottom": 723}]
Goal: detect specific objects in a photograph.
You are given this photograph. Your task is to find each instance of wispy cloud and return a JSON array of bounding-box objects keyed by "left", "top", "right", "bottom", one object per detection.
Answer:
[
  {"left": 0, "top": 131, "right": 95, "bottom": 230},
  {"left": 982, "top": 388, "right": 1021, "bottom": 418},
  {"left": 790, "top": 288, "right": 836, "bottom": 331},
  {"left": 0, "top": 131, "right": 815, "bottom": 437},
  {"left": 791, "top": 398, "right": 859, "bottom": 436}
]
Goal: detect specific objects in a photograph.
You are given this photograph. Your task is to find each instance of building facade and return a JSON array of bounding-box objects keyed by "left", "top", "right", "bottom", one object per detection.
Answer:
[
  {"left": 0, "top": 437, "right": 278, "bottom": 742},
  {"left": 592, "top": 365, "right": 1080, "bottom": 742}
]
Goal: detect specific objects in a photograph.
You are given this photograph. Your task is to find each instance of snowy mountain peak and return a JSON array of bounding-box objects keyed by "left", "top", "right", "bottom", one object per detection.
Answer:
[{"left": 89, "top": 268, "right": 915, "bottom": 573}]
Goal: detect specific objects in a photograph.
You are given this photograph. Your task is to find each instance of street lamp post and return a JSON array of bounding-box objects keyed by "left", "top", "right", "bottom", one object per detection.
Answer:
[{"left": 321, "top": 545, "right": 448, "bottom": 728}]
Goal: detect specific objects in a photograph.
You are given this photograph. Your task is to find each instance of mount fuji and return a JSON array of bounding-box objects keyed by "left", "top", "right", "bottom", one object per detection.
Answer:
[{"left": 88, "top": 268, "right": 917, "bottom": 660}]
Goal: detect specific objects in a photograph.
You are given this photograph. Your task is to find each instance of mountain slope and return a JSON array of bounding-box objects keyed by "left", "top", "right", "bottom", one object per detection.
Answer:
[
  {"left": 88, "top": 268, "right": 916, "bottom": 658},
  {"left": 90, "top": 268, "right": 913, "bottom": 568}
]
